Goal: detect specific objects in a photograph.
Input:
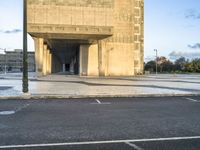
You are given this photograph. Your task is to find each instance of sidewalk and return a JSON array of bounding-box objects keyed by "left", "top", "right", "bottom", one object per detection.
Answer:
[{"left": 0, "top": 73, "right": 200, "bottom": 99}]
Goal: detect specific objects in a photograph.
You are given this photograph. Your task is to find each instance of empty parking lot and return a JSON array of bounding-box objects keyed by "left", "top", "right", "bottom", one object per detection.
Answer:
[{"left": 0, "top": 96, "right": 200, "bottom": 149}]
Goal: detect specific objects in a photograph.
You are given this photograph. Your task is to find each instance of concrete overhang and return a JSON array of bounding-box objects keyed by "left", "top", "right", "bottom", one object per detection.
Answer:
[{"left": 28, "top": 24, "right": 113, "bottom": 40}]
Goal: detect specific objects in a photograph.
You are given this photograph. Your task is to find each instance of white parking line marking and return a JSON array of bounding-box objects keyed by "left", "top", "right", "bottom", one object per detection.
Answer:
[
  {"left": 90, "top": 102, "right": 111, "bottom": 105},
  {"left": 0, "top": 136, "right": 200, "bottom": 149},
  {"left": 90, "top": 99, "right": 111, "bottom": 105},
  {"left": 125, "top": 142, "right": 143, "bottom": 150},
  {"left": 0, "top": 111, "right": 15, "bottom": 115},
  {"left": 184, "top": 97, "right": 198, "bottom": 102},
  {"left": 95, "top": 99, "right": 101, "bottom": 104}
]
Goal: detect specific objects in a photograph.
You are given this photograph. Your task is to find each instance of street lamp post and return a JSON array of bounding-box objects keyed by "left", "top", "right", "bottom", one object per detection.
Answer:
[
  {"left": 22, "top": 0, "right": 28, "bottom": 93},
  {"left": 154, "top": 49, "right": 158, "bottom": 75}
]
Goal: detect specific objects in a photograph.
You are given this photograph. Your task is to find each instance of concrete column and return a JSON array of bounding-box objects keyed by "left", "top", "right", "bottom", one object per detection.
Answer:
[
  {"left": 38, "top": 38, "right": 44, "bottom": 74},
  {"left": 98, "top": 40, "right": 106, "bottom": 76},
  {"left": 43, "top": 45, "right": 47, "bottom": 76},
  {"left": 79, "top": 47, "right": 82, "bottom": 75},
  {"left": 49, "top": 53, "right": 52, "bottom": 74},
  {"left": 33, "top": 38, "right": 39, "bottom": 74},
  {"left": 47, "top": 50, "right": 51, "bottom": 74},
  {"left": 80, "top": 44, "right": 99, "bottom": 76},
  {"left": 46, "top": 50, "right": 49, "bottom": 74},
  {"left": 63, "top": 64, "right": 65, "bottom": 72},
  {"left": 88, "top": 44, "right": 99, "bottom": 76},
  {"left": 33, "top": 38, "right": 44, "bottom": 77},
  {"left": 47, "top": 49, "right": 50, "bottom": 75},
  {"left": 70, "top": 58, "right": 74, "bottom": 74},
  {"left": 46, "top": 49, "right": 50, "bottom": 74},
  {"left": 46, "top": 49, "right": 49, "bottom": 74},
  {"left": 79, "top": 45, "right": 89, "bottom": 76}
]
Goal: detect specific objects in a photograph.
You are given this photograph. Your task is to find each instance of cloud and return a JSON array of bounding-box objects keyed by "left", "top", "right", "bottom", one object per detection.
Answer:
[
  {"left": 0, "top": 29, "right": 22, "bottom": 34},
  {"left": 188, "top": 43, "right": 200, "bottom": 49},
  {"left": 169, "top": 51, "right": 200, "bottom": 60},
  {"left": 185, "top": 9, "right": 200, "bottom": 19}
]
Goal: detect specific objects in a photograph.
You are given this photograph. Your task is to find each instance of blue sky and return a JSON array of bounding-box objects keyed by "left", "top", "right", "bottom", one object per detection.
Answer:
[
  {"left": 0, "top": 0, "right": 200, "bottom": 61},
  {"left": 0, "top": 0, "right": 33, "bottom": 52},
  {"left": 145, "top": 0, "right": 200, "bottom": 60}
]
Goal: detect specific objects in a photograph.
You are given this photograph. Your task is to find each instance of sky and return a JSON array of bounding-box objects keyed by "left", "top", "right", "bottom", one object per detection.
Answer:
[
  {"left": 0, "top": 0, "right": 200, "bottom": 61},
  {"left": 145, "top": 0, "right": 200, "bottom": 61},
  {"left": 0, "top": 0, "right": 33, "bottom": 52}
]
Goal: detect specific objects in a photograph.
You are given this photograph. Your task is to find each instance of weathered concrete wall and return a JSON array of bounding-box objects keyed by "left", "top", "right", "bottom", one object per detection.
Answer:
[
  {"left": 27, "top": 0, "right": 113, "bottom": 39},
  {"left": 87, "top": 44, "right": 99, "bottom": 76},
  {"left": 28, "top": 0, "right": 113, "bottom": 26},
  {"left": 93, "top": 0, "right": 144, "bottom": 76},
  {"left": 103, "top": 0, "right": 144, "bottom": 76},
  {"left": 79, "top": 45, "right": 89, "bottom": 76}
]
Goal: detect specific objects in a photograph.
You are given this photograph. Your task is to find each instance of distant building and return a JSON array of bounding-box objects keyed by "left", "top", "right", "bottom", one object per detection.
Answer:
[
  {"left": 0, "top": 49, "right": 35, "bottom": 72},
  {"left": 0, "top": 54, "right": 5, "bottom": 72}
]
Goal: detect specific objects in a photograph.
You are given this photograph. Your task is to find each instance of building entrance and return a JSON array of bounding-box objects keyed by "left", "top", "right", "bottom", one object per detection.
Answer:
[{"left": 50, "top": 39, "right": 80, "bottom": 75}]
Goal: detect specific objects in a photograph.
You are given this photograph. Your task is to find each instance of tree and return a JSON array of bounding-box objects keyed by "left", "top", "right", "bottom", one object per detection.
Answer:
[
  {"left": 157, "top": 56, "right": 167, "bottom": 65},
  {"left": 145, "top": 61, "right": 156, "bottom": 72},
  {"left": 145, "top": 56, "right": 200, "bottom": 74},
  {"left": 185, "top": 62, "right": 193, "bottom": 72},
  {"left": 191, "top": 59, "right": 200, "bottom": 72},
  {"left": 156, "top": 56, "right": 173, "bottom": 73},
  {"left": 161, "top": 60, "right": 174, "bottom": 72},
  {"left": 174, "top": 57, "right": 187, "bottom": 71}
]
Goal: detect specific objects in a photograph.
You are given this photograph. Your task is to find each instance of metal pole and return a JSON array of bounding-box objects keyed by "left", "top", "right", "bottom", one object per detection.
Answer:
[
  {"left": 22, "top": 0, "right": 28, "bottom": 93},
  {"left": 154, "top": 49, "right": 158, "bottom": 75}
]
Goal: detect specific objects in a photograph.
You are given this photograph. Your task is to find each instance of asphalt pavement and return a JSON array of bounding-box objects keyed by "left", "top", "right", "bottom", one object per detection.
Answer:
[{"left": 0, "top": 96, "right": 200, "bottom": 149}]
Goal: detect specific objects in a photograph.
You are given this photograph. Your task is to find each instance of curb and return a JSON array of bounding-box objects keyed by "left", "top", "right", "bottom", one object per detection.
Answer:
[{"left": 0, "top": 93, "right": 200, "bottom": 100}]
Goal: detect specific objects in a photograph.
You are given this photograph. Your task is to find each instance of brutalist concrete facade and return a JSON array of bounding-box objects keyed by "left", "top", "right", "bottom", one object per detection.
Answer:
[{"left": 27, "top": 0, "right": 144, "bottom": 76}]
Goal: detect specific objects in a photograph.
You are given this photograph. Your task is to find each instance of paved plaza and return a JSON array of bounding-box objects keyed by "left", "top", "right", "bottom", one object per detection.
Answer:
[{"left": 0, "top": 73, "right": 200, "bottom": 98}]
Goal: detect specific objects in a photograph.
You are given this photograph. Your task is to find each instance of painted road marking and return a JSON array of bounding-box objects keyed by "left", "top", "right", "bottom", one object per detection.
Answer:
[
  {"left": 0, "top": 111, "right": 15, "bottom": 115},
  {"left": 90, "top": 99, "right": 111, "bottom": 105},
  {"left": 96, "top": 99, "right": 101, "bottom": 104},
  {"left": 184, "top": 97, "right": 199, "bottom": 102},
  {"left": 125, "top": 142, "right": 143, "bottom": 150},
  {"left": 0, "top": 103, "right": 31, "bottom": 116},
  {"left": 1, "top": 136, "right": 200, "bottom": 149}
]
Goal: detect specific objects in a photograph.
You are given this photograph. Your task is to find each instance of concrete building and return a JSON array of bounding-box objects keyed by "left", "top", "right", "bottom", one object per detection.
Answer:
[
  {"left": 27, "top": 0, "right": 144, "bottom": 76},
  {"left": 0, "top": 49, "right": 35, "bottom": 72}
]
